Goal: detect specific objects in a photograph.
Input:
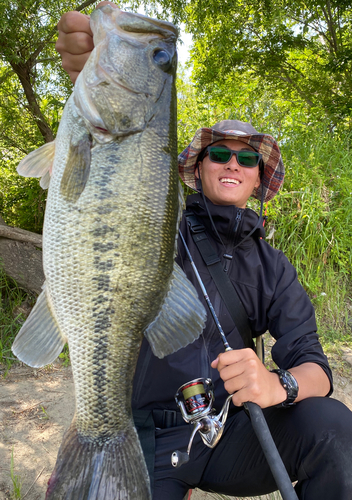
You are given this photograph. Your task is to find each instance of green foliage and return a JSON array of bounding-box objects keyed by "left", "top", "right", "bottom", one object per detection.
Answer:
[
  {"left": 269, "top": 126, "right": 352, "bottom": 279},
  {"left": 59, "top": 344, "right": 71, "bottom": 367},
  {"left": 0, "top": 158, "right": 45, "bottom": 232},
  {"left": 264, "top": 125, "right": 352, "bottom": 342},
  {"left": 0, "top": 0, "right": 103, "bottom": 231},
  {"left": 158, "top": 0, "right": 352, "bottom": 127}
]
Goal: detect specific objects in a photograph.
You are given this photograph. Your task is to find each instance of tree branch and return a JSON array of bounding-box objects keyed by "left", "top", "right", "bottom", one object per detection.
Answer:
[
  {"left": 0, "top": 133, "right": 29, "bottom": 154},
  {"left": 10, "top": 61, "right": 54, "bottom": 143},
  {"left": 320, "top": 1, "right": 339, "bottom": 54},
  {"left": 0, "top": 221, "right": 42, "bottom": 247}
]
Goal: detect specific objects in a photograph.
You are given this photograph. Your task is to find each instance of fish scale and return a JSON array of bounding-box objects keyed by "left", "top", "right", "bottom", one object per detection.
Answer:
[{"left": 12, "top": 5, "right": 206, "bottom": 499}]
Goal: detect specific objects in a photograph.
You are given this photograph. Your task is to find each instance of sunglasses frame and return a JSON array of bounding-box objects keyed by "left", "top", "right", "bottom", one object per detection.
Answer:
[{"left": 203, "top": 146, "right": 262, "bottom": 168}]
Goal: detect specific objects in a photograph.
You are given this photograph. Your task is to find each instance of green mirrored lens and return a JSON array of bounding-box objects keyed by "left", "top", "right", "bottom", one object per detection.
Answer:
[
  {"left": 208, "top": 147, "right": 260, "bottom": 167},
  {"left": 237, "top": 151, "right": 260, "bottom": 167},
  {"left": 209, "top": 147, "right": 231, "bottom": 163}
]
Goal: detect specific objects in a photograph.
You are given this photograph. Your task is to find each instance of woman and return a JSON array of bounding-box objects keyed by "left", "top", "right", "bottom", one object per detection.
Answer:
[{"left": 56, "top": 7, "right": 352, "bottom": 499}]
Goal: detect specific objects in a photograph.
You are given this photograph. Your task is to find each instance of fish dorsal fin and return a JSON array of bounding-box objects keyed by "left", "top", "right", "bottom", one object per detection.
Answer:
[
  {"left": 60, "top": 134, "right": 91, "bottom": 203},
  {"left": 144, "top": 262, "right": 206, "bottom": 358},
  {"left": 17, "top": 141, "right": 56, "bottom": 189},
  {"left": 12, "top": 284, "right": 67, "bottom": 368}
]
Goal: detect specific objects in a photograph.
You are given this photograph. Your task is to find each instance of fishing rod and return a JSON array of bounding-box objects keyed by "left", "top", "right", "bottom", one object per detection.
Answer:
[{"left": 172, "top": 230, "right": 298, "bottom": 500}]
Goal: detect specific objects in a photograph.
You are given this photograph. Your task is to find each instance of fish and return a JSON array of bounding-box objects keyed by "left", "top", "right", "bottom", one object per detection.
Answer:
[{"left": 12, "top": 5, "right": 206, "bottom": 499}]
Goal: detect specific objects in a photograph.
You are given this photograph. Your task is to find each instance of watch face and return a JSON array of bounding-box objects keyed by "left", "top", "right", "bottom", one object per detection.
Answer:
[{"left": 282, "top": 371, "right": 296, "bottom": 389}]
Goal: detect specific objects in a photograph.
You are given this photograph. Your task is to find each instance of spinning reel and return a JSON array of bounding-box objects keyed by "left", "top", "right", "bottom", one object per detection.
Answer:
[{"left": 171, "top": 378, "right": 232, "bottom": 467}]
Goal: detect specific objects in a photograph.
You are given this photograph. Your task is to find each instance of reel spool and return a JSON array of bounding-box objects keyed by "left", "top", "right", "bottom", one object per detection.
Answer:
[{"left": 174, "top": 378, "right": 214, "bottom": 423}]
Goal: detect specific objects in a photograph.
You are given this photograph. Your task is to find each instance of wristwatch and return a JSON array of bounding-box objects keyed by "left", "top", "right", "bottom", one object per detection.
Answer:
[{"left": 271, "top": 369, "right": 299, "bottom": 408}]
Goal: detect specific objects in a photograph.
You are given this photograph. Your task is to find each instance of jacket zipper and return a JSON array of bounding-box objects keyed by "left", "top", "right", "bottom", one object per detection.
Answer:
[
  {"left": 234, "top": 210, "right": 242, "bottom": 234},
  {"left": 224, "top": 209, "right": 243, "bottom": 272}
]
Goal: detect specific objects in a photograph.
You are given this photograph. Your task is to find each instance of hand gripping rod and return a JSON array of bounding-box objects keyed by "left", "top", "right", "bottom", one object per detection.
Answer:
[{"left": 179, "top": 230, "right": 298, "bottom": 500}]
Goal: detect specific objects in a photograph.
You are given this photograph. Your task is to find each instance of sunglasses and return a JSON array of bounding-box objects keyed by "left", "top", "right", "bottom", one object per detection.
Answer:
[{"left": 203, "top": 146, "right": 262, "bottom": 168}]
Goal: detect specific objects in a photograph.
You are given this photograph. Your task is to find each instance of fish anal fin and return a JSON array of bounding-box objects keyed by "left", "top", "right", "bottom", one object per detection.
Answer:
[
  {"left": 144, "top": 263, "right": 206, "bottom": 358},
  {"left": 12, "top": 284, "right": 66, "bottom": 368},
  {"left": 60, "top": 134, "right": 92, "bottom": 203}
]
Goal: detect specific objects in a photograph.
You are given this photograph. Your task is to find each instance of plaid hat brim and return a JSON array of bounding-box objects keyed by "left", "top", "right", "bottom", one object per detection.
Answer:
[{"left": 178, "top": 127, "right": 285, "bottom": 203}]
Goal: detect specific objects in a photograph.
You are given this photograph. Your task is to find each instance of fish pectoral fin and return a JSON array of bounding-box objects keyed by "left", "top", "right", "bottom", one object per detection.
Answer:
[
  {"left": 12, "top": 284, "right": 66, "bottom": 368},
  {"left": 16, "top": 141, "right": 56, "bottom": 189},
  {"left": 60, "top": 134, "right": 92, "bottom": 203},
  {"left": 144, "top": 263, "right": 206, "bottom": 358}
]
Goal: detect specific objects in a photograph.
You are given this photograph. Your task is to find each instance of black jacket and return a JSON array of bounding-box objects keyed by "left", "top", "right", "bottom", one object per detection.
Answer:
[{"left": 132, "top": 193, "right": 332, "bottom": 412}]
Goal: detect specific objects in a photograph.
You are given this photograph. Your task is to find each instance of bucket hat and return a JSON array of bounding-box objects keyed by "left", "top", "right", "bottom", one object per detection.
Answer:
[{"left": 178, "top": 120, "right": 285, "bottom": 202}]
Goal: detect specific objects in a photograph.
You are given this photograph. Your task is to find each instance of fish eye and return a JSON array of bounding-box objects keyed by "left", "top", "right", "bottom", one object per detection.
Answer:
[{"left": 153, "top": 49, "right": 171, "bottom": 71}]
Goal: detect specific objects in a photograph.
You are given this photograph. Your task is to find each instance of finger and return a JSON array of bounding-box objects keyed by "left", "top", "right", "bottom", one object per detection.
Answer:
[
  {"left": 215, "top": 349, "right": 244, "bottom": 372},
  {"left": 56, "top": 31, "right": 94, "bottom": 57},
  {"left": 218, "top": 361, "right": 246, "bottom": 383},
  {"left": 59, "top": 52, "right": 91, "bottom": 82},
  {"left": 57, "top": 11, "right": 92, "bottom": 35},
  {"left": 210, "top": 357, "right": 219, "bottom": 369}
]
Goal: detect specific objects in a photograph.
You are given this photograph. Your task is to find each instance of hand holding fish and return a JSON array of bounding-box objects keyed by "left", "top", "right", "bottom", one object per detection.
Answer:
[{"left": 56, "top": 1, "right": 117, "bottom": 83}]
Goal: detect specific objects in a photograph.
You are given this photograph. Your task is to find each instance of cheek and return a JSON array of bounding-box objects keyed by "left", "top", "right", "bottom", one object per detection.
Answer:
[{"left": 247, "top": 168, "right": 261, "bottom": 188}]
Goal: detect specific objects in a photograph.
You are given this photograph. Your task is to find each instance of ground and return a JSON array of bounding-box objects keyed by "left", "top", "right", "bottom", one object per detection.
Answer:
[{"left": 1, "top": 348, "right": 352, "bottom": 500}]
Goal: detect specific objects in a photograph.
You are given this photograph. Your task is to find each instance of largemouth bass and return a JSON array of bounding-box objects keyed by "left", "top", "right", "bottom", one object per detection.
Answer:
[{"left": 12, "top": 5, "right": 206, "bottom": 499}]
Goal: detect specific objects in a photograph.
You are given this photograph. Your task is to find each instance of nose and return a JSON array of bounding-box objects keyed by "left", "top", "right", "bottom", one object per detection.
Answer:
[{"left": 225, "top": 155, "right": 241, "bottom": 170}]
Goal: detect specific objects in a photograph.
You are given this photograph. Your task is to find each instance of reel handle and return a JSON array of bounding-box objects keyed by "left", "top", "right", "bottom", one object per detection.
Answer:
[{"left": 171, "top": 450, "right": 190, "bottom": 468}]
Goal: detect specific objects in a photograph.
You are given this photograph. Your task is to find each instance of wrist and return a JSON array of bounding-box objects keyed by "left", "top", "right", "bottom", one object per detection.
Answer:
[{"left": 270, "top": 371, "right": 288, "bottom": 406}]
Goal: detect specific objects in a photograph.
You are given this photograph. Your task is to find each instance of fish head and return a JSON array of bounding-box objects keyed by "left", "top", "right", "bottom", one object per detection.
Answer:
[{"left": 74, "top": 5, "right": 178, "bottom": 142}]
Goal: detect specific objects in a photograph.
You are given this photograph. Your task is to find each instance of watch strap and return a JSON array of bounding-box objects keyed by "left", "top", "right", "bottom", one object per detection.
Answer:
[{"left": 271, "top": 368, "right": 299, "bottom": 408}]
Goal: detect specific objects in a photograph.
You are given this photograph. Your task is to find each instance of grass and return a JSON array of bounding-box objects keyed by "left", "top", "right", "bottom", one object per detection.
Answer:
[
  {"left": 0, "top": 263, "right": 31, "bottom": 373},
  {"left": 10, "top": 448, "right": 22, "bottom": 500},
  {"left": 247, "top": 125, "right": 352, "bottom": 351}
]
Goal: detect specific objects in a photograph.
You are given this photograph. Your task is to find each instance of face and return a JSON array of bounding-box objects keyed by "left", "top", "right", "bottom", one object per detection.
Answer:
[{"left": 197, "top": 139, "right": 261, "bottom": 208}]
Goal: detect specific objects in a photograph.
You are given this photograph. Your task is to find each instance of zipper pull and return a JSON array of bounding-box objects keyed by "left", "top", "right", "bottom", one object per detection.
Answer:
[{"left": 234, "top": 210, "right": 242, "bottom": 233}]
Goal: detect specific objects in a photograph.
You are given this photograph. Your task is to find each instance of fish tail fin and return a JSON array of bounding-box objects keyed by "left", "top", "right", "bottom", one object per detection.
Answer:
[{"left": 46, "top": 421, "right": 151, "bottom": 500}]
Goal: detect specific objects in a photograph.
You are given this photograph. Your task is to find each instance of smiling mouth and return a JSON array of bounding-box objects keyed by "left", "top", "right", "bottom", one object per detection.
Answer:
[{"left": 220, "top": 178, "right": 240, "bottom": 185}]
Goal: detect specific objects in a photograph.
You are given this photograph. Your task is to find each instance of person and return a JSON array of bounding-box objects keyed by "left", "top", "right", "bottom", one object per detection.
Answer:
[{"left": 56, "top": 6, "right": 352, "bottom": 499}]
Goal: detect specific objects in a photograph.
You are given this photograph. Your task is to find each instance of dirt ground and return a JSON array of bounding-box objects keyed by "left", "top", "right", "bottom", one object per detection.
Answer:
[{"left": 1, "top": 349, "right": 352, "bottom": 500}]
